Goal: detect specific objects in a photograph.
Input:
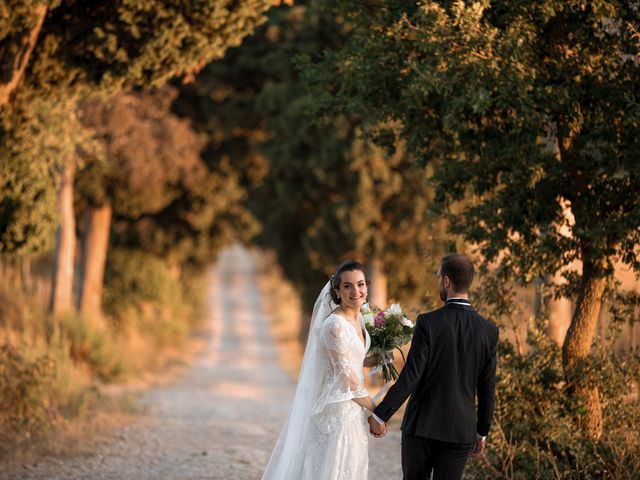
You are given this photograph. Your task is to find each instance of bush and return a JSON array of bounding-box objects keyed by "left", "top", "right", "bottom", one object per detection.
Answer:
[
  {"left": 466, "top": 275, "right": 640, "bottom": 479},
  {"left": 103, "top": 249, "right": 182, "bottom": 315},
  {"left": 103, "top": 248, "right": 196, "bottom": 346},
  {"left": 465, "top": 323, "right": 640, "bottom": 479},
  {"left": 0, "top": 287, "right": 100, "bottom": 456},
  {"left": 0, "top": 344, "right": 56, "bottom": 437},
  {"left": 0, "top": 251, "right": 206, "bottom": 457},
  {"left": 59, "top": 313, "right": 124, "bottom": 381}
]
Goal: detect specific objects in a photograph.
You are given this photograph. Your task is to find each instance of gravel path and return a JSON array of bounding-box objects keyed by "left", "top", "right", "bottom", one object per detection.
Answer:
[{"left": 2, "top": 246, "right": 402, "bottom": 479}]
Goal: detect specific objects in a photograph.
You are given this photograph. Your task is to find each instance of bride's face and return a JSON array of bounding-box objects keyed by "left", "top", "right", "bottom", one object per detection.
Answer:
[{"left": 335, "top": 270, "right": 368, "bottom": 310}]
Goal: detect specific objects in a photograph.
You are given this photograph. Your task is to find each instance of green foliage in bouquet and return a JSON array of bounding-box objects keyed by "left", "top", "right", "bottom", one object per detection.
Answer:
[{"left": 363, "top": 304, "right": 414, "bottom": 382}]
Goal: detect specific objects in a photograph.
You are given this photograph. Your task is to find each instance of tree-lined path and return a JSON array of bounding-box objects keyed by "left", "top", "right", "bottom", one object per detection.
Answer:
[{"left": 3, "top": 245, "right": 401, "bottom": 480}]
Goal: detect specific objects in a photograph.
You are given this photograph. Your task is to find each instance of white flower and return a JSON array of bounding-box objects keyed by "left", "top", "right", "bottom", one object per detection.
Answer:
[
  {"left": 401, "top": 317, "right": 414, "bottom": 328},
  {"left": 388, "top": 303, "right": 403, "bottom": 316},
  {"left": 362, "top": 304, "right": 374, "bottom": 326}
]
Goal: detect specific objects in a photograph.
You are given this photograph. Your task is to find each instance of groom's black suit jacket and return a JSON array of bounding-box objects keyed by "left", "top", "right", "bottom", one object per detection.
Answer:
[{"left": 374, "top": 300, "right": 499, "bottom": 444}]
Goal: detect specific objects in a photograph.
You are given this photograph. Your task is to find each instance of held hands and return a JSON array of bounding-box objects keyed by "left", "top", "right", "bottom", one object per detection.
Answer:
[
  {"left": 368, "top": 416, "right": 387, "bottom": 438},
  {"left": 470, "top": 436, "right": 486, "bottom": 457}
]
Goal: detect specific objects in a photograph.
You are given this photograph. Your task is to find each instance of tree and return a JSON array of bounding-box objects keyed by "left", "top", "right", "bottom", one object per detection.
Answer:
[
  {"left": 1, "top": 0, "right": 280, "bottom": 316},
  {"left": 181, "top": 2, "right": 451, "bottom": 323},
  {"left": 0, "top": 1, "right": 50, "bottom": 107},
  {"left": 4, "top": 0, "right": 279, "bottom": 102},
  {"left": 76, "top": 202, "right": 111, "bottom": 320},
  {"left": 172, "top": 3, "right": 336, "bottom": 311},
  {"left": 75, "top": 85, "right": 259, "bottom": 321},
  {"left": 306, "top": 1, "right": 640, "bottom": 439},
  {"left": 0, "top": 91, "right": 103, "bottom": 319},
  {"left": 0, "top": 97, "right": 61, "bottom": 255}
]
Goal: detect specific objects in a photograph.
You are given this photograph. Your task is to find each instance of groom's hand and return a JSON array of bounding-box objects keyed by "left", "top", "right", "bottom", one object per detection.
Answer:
[{"left": 368, "top": 416, "right": 387, "bottom": 438}]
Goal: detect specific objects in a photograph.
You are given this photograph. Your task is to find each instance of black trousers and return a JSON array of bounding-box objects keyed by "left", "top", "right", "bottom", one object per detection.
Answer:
[{"left": 401, "top": 431, "right": 475, "bottom": 480}]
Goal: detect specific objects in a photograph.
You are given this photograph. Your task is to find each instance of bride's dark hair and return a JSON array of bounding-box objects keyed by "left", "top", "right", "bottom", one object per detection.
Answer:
[{"left": 329, "top": 260, "right": 370, "bottom": 305}]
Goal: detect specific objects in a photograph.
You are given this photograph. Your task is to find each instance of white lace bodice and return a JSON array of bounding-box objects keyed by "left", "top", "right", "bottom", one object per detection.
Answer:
[{"left": 312, "top": 313, "right": 371, "bottom": 416}]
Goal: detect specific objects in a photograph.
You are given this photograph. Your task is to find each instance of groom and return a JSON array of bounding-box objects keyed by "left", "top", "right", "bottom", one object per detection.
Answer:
[{"left": 369, "top": 254, "right": 499, "bottom": 480}]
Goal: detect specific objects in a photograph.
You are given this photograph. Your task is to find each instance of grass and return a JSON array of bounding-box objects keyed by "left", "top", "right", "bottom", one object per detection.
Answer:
[{"left": 0, "top": 259, "right": 207, "bottom": 463}]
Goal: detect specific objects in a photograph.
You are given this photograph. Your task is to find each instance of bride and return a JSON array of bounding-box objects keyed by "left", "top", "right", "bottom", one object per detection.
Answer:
[{"left": 261, "top": 260, "right": 380, "bottom": 480}]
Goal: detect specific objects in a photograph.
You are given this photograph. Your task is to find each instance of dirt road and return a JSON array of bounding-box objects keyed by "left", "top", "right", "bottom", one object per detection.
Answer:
[{"left": 3, "top": 246, "right": 401, "bottom": 479}]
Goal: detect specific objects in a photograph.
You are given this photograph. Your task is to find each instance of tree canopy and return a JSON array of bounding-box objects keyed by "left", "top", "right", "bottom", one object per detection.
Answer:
[
  {"left": 178, "top": 2, "right": 451, "bottom": 312},
  {"left": 1, "top": 0, "right": 278, "bottom": 255},
  {"left": 303, "top": 0, "right": 640, "bottom": 440},
  {"left": 76, "top": 86, "right": 257, "bottom": 267}
]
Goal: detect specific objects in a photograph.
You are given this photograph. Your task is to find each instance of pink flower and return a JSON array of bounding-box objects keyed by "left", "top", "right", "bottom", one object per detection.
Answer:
[{"left": 374, "top": 312, "right": 385, "bottom": 327}]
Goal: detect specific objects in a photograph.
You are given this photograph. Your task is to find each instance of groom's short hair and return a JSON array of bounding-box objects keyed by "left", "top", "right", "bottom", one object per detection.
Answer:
[{"left": 440, "top": 254, "right": 475, "bottom": 293}]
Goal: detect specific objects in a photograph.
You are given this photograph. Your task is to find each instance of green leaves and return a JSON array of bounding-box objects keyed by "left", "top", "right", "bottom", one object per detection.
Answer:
[
  {"left": 305, "top": 0, "right": 640, "bottom": 293},
  {"left": 24, "top": 0, "right": 275, "bottom": 94},
  {"left": 0, "top": 93, "right": 103, "bottom": 254},
  {"left": 1, "top": 0, "right": 277, "bottom": 256}
]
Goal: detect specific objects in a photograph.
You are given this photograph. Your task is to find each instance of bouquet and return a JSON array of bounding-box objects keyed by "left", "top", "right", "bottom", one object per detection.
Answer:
[{"left": 363, "top": 303, "right": 414, "bottom": 382}]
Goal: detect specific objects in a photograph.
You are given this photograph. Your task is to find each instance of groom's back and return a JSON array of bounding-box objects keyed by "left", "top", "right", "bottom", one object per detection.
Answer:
[{"left": 401, "top": 303, "right": 498, "bottom": 444}]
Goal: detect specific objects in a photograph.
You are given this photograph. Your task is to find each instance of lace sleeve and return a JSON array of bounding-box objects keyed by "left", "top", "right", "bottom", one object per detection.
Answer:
[{"left": 323, "top": 319, "right": 369, "bottom": 400}]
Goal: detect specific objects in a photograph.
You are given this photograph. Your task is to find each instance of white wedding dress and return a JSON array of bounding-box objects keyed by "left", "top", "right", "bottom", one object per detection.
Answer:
[
  {"left": 303, "top": 313, "right": 371, "bottom": 480},
  {"left": 262, "top": 283, "right": 372, "bottom": 480}
]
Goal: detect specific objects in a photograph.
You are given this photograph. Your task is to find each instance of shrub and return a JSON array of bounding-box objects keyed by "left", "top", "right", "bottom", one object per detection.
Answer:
[
  {"left": 59, "top": 313, "right": 124, "bottom": 381},
  {"left": 0, "top": 344, "right": 56, "bottom": 440},
  {"left": 103, "top": 248, "right": 193, "bottom": 346},
  {"left": 0, "top": 250, "right": 206, "bottom": 457},
  {"left": 466, "top": 275, "right": 640, "bottom": 479},
  {"left": 103, "top": 249, "right": 182, "bottom": 315}
]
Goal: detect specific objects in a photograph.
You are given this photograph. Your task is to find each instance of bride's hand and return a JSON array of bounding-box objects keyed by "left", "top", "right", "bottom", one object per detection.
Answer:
[
  {"left": 364, "top": 351, "right": 395, "bottom": 368},
  {"left": 363, "top": 355, "right": 379, "bottom": 368}
]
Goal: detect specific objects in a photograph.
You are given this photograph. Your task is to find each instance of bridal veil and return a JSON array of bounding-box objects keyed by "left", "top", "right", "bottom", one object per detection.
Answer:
[{"left": 261, "top": 281, "right": 335, "bottom": 480}]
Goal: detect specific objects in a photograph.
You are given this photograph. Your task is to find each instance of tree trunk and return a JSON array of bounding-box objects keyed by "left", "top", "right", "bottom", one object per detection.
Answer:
[
  {"left": 368, "top": 256, "right": 388, "bottom": 308},
  {"left": 19, "top": 256, "right": 32, "bottom": 293},
  {"left": 7, "top": 257, "right": 20, "bottom": 290},
  {"left": 49, "top": 162, "right": 76, "bottom": 317},
  {"left": 77, "top": 204, "right": 112, "bottom": 321},
  {"left": 0, "top": 5, "right": 48, "bottom": 106},
  {"left": 561, "top": 259, "right": 607, "bottom": 440}
]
